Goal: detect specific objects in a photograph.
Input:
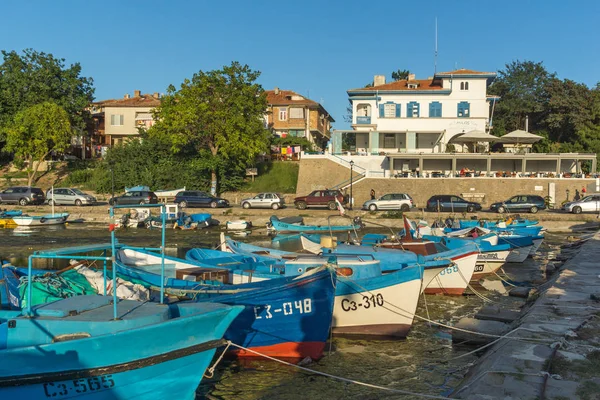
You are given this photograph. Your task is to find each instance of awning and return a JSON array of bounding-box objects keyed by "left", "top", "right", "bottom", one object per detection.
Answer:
[
  {"left": 497, "top": 130, "right": 543, "bottom": 144},
  {"left": 135, "top": 113, "right": 153, "bottom": 121},
  {"left": 448, "top": 130, "right": 498, "bottom": 143}
]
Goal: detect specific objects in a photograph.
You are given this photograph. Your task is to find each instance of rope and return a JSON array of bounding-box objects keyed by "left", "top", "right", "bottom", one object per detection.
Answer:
[
  {"left": 225, "top": 341, "right": 450, "bottom": 399},
  {"left": 204, "top": 341, "right": 231, "bottom": 378}
]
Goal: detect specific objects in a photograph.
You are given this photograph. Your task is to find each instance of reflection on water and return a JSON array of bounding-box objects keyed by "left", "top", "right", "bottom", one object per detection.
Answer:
[{"left": 0, "top": 224, "right": 574, "bottom": 399}]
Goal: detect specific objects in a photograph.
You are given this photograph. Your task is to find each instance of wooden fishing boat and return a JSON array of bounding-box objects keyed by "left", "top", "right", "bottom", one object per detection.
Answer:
[
  {"left": 12, "top": 212, "right": 69, "bottom": 227},
  {"left": 0, "top": 204, "right": 243, "bottom": 400},
  {"left": 154, "top": 187, "right": 186, "bottom": 197},
  {"left": 226, "top": 220, "right": 252, "bottom": 230},
  {"left": 116, "top": 248, "right": 336, "bottom": 360},
  {"left": 268, "top": 215, "right": 361, "bottom": 233}
]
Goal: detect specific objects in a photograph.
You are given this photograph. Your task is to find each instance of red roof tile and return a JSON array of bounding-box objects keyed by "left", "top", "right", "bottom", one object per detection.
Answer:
[
  {"left": 350, "top": 79, "right": 444, "bottom": 92},
  {"left": 100, "top": 94, "right": 161, "bottom": 108},
  {"left": 265, "top": 90, "right": 320, "bottom": 107}
]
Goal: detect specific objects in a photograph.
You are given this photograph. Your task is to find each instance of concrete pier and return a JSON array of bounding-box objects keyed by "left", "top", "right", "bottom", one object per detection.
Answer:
[{"left": 452, "top": 232, "right": 600, "bottom": 399}]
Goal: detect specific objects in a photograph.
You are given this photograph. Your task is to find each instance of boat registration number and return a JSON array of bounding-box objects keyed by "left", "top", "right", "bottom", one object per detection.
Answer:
[
  {"left": 254, "top": 299, "right": 312, "bottom": 319},
  {"left": 341, "top": 293, "right": 384, "bottom": 312},
  {"left": 474, "top": 264, "right": 485, "bottom": 273},
  {"left": 43, "top": 375, "right": 115, "bottom": 397}
]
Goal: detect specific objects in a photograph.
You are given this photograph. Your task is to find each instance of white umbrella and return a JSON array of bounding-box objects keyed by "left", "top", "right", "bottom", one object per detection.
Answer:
[
  {"left": 449, "top": 130, "right": 499, "bottom": 143},
  {"left": 497, "top": 130, "right": 543, "bottom": 144}
]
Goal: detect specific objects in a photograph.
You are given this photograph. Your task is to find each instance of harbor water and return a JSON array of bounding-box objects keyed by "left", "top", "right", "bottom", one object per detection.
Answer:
[{"left": 0, "top": 224, "right": 575, "bottom": 399}]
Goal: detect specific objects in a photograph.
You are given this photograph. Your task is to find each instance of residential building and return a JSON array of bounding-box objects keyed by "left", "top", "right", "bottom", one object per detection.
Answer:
[
  {"left": 346, "top": 69, "right": 497, "bottom": 155},
  {"left": 265, "top": 88, "right": 334, "bottom": 150},
  {"left": 96, "top": 90, "right": 161, "bottom": 147}
]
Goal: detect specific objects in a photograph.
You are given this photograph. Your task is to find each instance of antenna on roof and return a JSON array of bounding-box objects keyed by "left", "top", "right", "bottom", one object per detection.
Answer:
[{"left": 434, "top": 17, "right": 438, "bottom": 74}]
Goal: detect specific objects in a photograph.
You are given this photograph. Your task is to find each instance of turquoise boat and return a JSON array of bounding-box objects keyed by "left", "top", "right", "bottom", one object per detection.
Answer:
[
  {"left": 0, "top": 204, "right": 243, "bottom": 399},
  {"left": 268, "top": 215, "right": 362, "bottom": 233}
]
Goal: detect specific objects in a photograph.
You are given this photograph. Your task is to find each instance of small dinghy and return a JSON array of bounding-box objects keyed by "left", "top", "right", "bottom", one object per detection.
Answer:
[{"left": 226, "top": 220, "right": 252, "bottom": 230}]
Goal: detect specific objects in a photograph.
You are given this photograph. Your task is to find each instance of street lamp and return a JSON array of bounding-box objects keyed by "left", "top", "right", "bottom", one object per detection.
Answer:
[{"left": 349, "top": 160, "right": 354, "bottom": 210}]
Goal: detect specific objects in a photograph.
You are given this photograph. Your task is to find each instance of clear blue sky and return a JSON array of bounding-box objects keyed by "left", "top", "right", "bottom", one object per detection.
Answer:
[{"left": 1, "top": 0, "right": 599, "bottom": 129}]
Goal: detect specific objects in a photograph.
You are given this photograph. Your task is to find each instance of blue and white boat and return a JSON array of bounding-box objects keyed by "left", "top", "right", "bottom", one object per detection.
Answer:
[
  {"left": 268, "top": 215, "right": 361, "bottom": 233},
  {"left": 115, "top": 248, "right": 336, "bottom": 360},
  {"left": 206, "top": 236, "right": 425, "bottom": 337},
  {"left": 0, "top": 204, "right": 243, "bottom": 400},
  {"left": 12, "top": 212, "right": 69, "bottom": 227}
]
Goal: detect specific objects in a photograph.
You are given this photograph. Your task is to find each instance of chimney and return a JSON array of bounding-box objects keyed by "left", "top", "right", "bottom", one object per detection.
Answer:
[
  {"left": 153, "top": 92, "right": 159, "bottom": 99},
  {"left": 274, "top": 87, "right": 280, "bottom": 95},
  {"left": 124, "top": 93, "right": 130, "bottom": 99},
  {"left": 408, "top": 73, "right": 416, "bottom": 81},
  {"left": 374, "top": 75, "right": 386, "bottom": 86},
  {"left": 134, "top": 90, "right": 141, "bottom": 97}
]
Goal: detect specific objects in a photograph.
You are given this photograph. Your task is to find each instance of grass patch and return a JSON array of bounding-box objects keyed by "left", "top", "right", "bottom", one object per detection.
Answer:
[
  {"left": 243, "top": 162, "right": 298, "bottom": 194},
  {"left": 381, "top": 211, "right": 404, "bottom": 219}
]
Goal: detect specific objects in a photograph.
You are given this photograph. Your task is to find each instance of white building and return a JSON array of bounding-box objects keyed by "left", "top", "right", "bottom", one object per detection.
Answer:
[{"left": 346, "top": 69, "right": 498, "bottom": 155}]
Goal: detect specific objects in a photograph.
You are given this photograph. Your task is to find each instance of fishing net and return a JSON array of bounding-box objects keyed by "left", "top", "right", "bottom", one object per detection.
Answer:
[{"left": 18, "top": 270, "right": 96, "bottom": 308}]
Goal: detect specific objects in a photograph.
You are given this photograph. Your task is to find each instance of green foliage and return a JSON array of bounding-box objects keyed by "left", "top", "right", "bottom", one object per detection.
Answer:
[
  {"left": 149, "top": 61, "right": 270, "bottom": 194},
  {"left": 381, "top": 211, "right": 404, "bottom": 219},
  {"left": 5, "top": 102, "right": 72, "bottom": 185},
  {"left": 243, "top": 161, "right": 299, "bottom": 193},
  {"left": 0, "top": 49, "right": 94, "bottom": 139},
  {"left": 391, "top": 69, "right": 410, "bottom": 81}
]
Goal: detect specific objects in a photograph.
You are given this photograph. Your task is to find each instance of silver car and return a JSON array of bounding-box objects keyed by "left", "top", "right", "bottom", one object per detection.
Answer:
[
  {"left": 47, "top": 188, "right": 97, "bottom": 206},
  {"left": 561, "top": 194, "right": 600, "bottom": 214},
  {"left": 241, "top": 193, "right": 284, "bottom": 209},
  {"left": 362, "top": 193, "right": 414, "bottom": 211}
]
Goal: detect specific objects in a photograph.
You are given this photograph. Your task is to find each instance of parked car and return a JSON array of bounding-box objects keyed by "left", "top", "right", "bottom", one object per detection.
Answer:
[
  {"left": 174, "top": 191, "right": 230, "bottom": 208},
  {"left": 362, "top": 193, "right": 414, "bottom": 211},
  {"left": 489, "top": 195, "right": 546, "bottom": 214},
  {"left": 241, "top": 193, "right": 285, "bottom": 209},
  {"left": 294, "top": 189, "right": 346, "bottom": 210},
  {"left": 46, "top": 188, "right": 97, "bottom": 206},
  {"left": 426, "top": 195, "right": 482, "bottom": 213},
  {"left": 561, "top": 194, "right": 600, "bottom": 214},
  {"left": 0, "top": 186, "right": 45, "bottom": 205},
  {"left": 109, "top": 190, "right": 158, "bottom": 206}
]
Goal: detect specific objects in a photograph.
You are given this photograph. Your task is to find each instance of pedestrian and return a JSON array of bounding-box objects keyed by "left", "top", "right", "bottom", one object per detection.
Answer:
[
  {"left": 370, "top": 188, "right": 376, "bottom": 200},
  {"left": 574, "top": 189, "right": 581, "bottom": 201}
]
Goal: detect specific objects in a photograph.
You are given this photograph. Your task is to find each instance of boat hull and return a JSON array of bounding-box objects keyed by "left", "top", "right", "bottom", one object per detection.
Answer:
[
  {"left": 529, "top": 238, "right": 543, "bottom": 256},
  {"left": 423, "top": 252, "right": 477, "bottom": 295},
  {"left": 506, "top": 245, "right": 533, "bottom": 263},
  {"left": 12, "top": 213, "right": 69, "bottom": 226},
  {"left": 472, "top": 250, "right": 510, "bottom": 280},
  {"left": 332, "top": 267, "right": 422, "bottom": 338},
  {"left": 269, "top": 216, "right": 360, "bottom": 233}
]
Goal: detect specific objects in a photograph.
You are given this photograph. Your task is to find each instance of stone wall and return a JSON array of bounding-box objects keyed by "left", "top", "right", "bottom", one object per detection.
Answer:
[
  {"left": 295, "top": 158, "right": 362, "bottom": 195},
  {"left": 349, "top": 177, "right": 596, "bottom": 209}
]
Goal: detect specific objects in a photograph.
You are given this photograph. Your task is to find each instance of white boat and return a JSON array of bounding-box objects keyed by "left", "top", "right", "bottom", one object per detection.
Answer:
[
  {"left": 421, "top": 251, "right": 478, "bottom": 295},
  {"left": 473, "top": 249, "right": 511, "bottom": 280},
  {"left": 155, "top": 187, "right": 186, "bottom": 197},
  {"left": 12, "top": 212, "right": 69, "bottom": 226},
  {"left": 506, "top": 245, "right": 533, "bottom": 263},
  {"left": 226, "top": 220, "right": 252, "bottom": 230},
  {"left": 116, "top": 208, "right": 151, "bottom": 228}
]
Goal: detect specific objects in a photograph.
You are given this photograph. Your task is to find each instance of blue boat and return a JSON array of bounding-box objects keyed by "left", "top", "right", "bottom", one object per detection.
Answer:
[
  {"left": 0, "top": 204, "right": 243, "bottom": 400},
  {"left": 115, "top": 248, "right": 336, "bottom": 360},
  {"left": 0, "top": 210, "right": 22, "bottom": 218},
  {"left": 174, "top": 212, "right": 213, "bottom": 229},
  {"left": 268, "top": 215, "right": 362, "bottom": 233},
  {"left": 195, "top": 237, "right": 425, "bottom": 337}
]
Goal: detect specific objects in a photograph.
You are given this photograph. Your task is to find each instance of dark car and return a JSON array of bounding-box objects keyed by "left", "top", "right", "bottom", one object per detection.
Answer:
[
  {"left": 490, "top": 195, "right": 546, "bottom": 214},
  {"left": 109, "top": 190, "right": 158, "bottom": 206},
  {"left": 294, "top": 189, "right": 347, "bottom": 210},
  {"left": 426, "top": 195, "right": 482, "bottom": 213},
  {"left": 174, "top": 190, "right": 230, "bottom": 208},
  {"left": 0, "top": 186, "right": 45, "bottom": 205}
]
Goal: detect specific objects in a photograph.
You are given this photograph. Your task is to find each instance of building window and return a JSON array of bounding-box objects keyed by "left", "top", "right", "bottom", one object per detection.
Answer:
[
  {"left": 429, "top": 102, "right": 442, "bottom": 118},
  {"left": 407, "top": 102, "right": 420, "bottom": 118},
  {"left": 278, "top": 107, "right": 288, "bottom": 121},
  {"left": 379, "top": 102, "right": 401, "bottom": 118},
  {"left": 460, "top": 82, "right": 469, "bottom": 91},
  {"left": 110, "top": 114, "right": 124, "bottom": 126},
  {"left": 289, "top": 107, "right": 305, "bottom": 119},
  {"left": 457, "top": 102, "right": 470, "bottom": 118},
  {"left": 357, "top": 103, "right": 371, "bottom": 116},
  {"left": 289, "top": 129, "right": 305, "bottom": 137},
  {"left": 383, "top": 134, "right": 396, "bottom": 148}
]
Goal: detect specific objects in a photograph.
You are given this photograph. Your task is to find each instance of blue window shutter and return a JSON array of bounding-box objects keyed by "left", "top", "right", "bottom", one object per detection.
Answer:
[
  {"left": 379, "top": 104, "right": 385, "bottom": 118},
  {"left": 395, "top": 104, "right": 401, "bottom": 117},
  {"left": 438, "top": 102, "right": 442, "bottom": 117},
  {"left": 415, "top": 103, "right": 420, "bottom": 117},
  {"left": 406, "top": 104, "right": 411, "bottom": 118}
]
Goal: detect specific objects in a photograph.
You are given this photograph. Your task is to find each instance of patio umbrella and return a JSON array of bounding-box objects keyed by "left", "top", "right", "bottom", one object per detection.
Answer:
[
  {"left": 448, "top": 130, "right": 499, "bottom": 143},
  {"left": 496, "top": 130, "right": 543, "bottom": 144}
]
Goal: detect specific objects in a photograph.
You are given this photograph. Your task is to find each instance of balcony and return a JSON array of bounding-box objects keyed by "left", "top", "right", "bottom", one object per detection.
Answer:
[{"left": 356, "top": 116, "right": 371, "bottom": 124}]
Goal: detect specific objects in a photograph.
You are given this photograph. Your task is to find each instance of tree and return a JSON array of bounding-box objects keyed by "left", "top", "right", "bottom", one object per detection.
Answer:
[
  {"left": 149, "top": 62, "right": 270, "bottom": 194},
  {"left": 0, "top": 49, "right": 94, "bottom": 151},
  {"left": 5, "top": 102, "right": 72, "bottom": 185},
  {"left": 488, "top": 60, "right": 555, "bottom": 136},
  {"left": 391, "top": 69, "right": 410, "bottom": 81}
]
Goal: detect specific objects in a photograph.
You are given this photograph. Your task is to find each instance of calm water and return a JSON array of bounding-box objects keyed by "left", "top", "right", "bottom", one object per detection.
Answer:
[{"left": 0, "top": 224, "right": 571, "bottom": 399}]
